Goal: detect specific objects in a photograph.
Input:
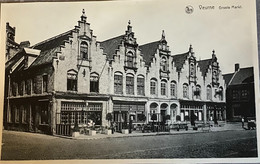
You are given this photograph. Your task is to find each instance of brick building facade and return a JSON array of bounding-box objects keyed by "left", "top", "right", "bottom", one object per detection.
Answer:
[{"left": 4, "top": 10, "right": 226, "bottom": 135}]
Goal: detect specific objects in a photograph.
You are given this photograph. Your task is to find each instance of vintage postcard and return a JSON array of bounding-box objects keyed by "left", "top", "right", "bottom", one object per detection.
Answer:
[{"left": 0, "top": 0, "right": 259, "bottom": 163}]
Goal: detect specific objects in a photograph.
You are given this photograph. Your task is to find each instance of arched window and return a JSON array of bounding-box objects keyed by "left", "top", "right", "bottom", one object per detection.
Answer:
[
  {"left": 195, "top": 85, "right": 201, "bottom": 99},
  {"left": 170, "top": 81, "right": 177, "bottom": 97},
  {"left": 219, "top": 87, "right": 223, "bottom": 101},
  {"left": 90, "top": 72, "right": 99, "bottom": 93},
  {"left": 67, "top": 70, "right": 78, "bottom": 91},
  {"left": 126, "top": 51, "right": 134, "bottom": 67},
  {"left": 161, "top": 56, "right": 167, "bottom": 71},
  {"left": 183, "top": 83, "right": 189, "bottom": 98},
  {"left": 207, "top": 85, "right": 212, "bottom": 100},
  {"left": 114, "top": 72, "right": 123, "bottom": 94},
  {"left": 126, "top": 73, "right": 134, "bottom": 95},
  {"left": 80, "top": 42, "right": 88, "bottom": 59},
  {"left": 137, "top": 75, "right": 145, "bottom": 95},
  {"left": 161, "top": 80, "right": 167, "bottom": 96},
  {"left": 150, "top": 78, "right": 157, "bottom": 95}
]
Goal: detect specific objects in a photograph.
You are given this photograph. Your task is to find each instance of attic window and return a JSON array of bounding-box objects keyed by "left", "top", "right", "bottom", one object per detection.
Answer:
[
  {"left": 161, "top": 56, "right": 167, "bottom": 72},
  {"left": 80, "top": 42, "right": 88, "bottom": 60},
  {"left": 126, "top": 51, "right": 134, "bottom": 67}
]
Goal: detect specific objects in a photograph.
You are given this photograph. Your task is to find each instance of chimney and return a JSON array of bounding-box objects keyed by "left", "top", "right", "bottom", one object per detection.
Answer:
[
  {"left": 19, "top": 41, "right": 30, "bottom": 49},
  {"left": 235, "top": 63, "right": 240, "bottom": 72}
]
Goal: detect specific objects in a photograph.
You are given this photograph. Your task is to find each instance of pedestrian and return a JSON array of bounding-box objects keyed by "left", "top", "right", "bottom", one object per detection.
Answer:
[{"left": 241, "top": 117, "right": 244, "bottom": 128}]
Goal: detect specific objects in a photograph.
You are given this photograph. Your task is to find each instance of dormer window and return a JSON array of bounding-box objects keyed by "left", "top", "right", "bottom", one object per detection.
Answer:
[
  {"left": 80, "top": 41, "right": 88, "bottom": 60},
  {"left": 126, "top": 51, "right": 134, "bottom": 67}
]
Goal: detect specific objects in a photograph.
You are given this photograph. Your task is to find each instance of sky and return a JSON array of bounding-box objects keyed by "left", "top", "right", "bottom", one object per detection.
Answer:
[{"left": 0, "top": 0, "right": 258, "bottom": 74}]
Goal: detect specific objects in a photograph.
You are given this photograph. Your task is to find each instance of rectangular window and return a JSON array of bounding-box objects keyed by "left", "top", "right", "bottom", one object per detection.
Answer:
[
  {"left": 67, "top": 73, "right": 77, "bottom": 91},
  {"left": 25, "top": 79, "right": 31, "bottom": 95},
  {"left": 126, "top": 76, "right": 134, "bottom": 95},
  {"left": 32, "top": 77, "right": 37, "bottom": 94},
  {"left": 12, "top": 82, "right": 17, "bottom": 96},
  {"left": 61, "top": 102, "right": 87, "bottom": 124},
  {"left": 241, "top": 89, "right": 248, "bottom": 99},
  {"left": 183, "top": 85, "right": 189, "bottom": 98},
  {"left": 41, "top": 105, "right": 48, "bottom": 125},
  {"left": 18, "top": 81, "right": 24, "bottom": 96},
  {"left": 114, "top": 75, "right": 123, "bottom": 94},
  {"left": 22, "top": 108, "right": 27, "bottom": 123},
  {"left": 43, "top": 75, "right": 48, "bottom": 93},
  {"left": 15, "top": 107, "right": 19, "bottom": 123},
  {"left": 150, "top": 81, "right": 156, "bottom": 95},
  {"left": 137, "top": 78, "right": 144, "bottom": 95},
  {"left": 170, "top": 83, "right": 176, "bottom": 97},
  {"left": 161, "top": 82, "right": 166, "bottom": 96}
]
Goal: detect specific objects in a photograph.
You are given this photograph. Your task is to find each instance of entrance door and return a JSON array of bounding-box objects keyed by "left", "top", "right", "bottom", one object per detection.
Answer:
[{"left": 160, "top": 110, "right": 166, "bottom": 124}]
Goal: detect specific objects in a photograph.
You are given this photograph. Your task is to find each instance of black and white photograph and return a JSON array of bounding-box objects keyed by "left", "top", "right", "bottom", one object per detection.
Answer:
[{"left": 0, "top": 0, "right": 259, "bottom": 163}]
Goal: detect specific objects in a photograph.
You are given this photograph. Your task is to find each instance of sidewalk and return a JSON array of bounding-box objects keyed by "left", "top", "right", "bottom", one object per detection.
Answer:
[{"left": 58, "top": 122, "right": 246, "bottom": 140}]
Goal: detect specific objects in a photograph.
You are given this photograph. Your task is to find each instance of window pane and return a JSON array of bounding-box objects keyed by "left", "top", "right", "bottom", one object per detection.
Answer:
[{"left": 114, "top": 75, "right": 123, "bottom": 94}]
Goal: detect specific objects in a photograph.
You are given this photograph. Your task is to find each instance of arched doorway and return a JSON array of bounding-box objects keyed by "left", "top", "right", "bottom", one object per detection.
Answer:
[
  {"left": 160, "top": 103, "right": 168, "bottom": 124},
  {"left": 170, "top": 103, "right": 177, "bottom": 124},
  {"left": 150, "top": 103, "right": 158, "bottom": 123}
]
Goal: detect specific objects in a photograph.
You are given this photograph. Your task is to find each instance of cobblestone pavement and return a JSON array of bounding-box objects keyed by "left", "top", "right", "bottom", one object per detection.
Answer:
[{"left": 1, "top": 122, "right": 257, "bottom": 160}]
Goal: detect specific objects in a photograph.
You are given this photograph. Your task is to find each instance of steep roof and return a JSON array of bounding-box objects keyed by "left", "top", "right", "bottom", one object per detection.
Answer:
[
  {"left": 197, "top": 59, "right": 212, "bottom": 77},
  {"left": 223, "top": 73, "right": 234, "bottom": 86},
  {"left": 139, "top": 41, "right": 160, "bottom": 66},
  {"left": 172, "top": 52, "right": 189, "bottom": 72},
  {"left": 100, "top": 35, "right": 124, "bottom": 60},
  {"left": 229, "top": 67, "right": 254, "bottom": 85},
  {"left": 29, "top": 30, "right": 72, "bottom": 68}
]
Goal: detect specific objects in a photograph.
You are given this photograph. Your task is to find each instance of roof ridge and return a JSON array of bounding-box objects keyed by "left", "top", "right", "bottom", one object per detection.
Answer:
[
  {"left": 139, "top": 40, "right": 160, "bottom": 47},
  {"left": 100, "top": 35, "right": 124, "bottom": 43},
  {"left": 228, "top": 70, "right": 239, "bottom": 86},
  {"left": 172, "top": 51, "right": 189, "bottom": 57},
  {"left": 31, "top": 30, "right": 72, "bottom": 48}
]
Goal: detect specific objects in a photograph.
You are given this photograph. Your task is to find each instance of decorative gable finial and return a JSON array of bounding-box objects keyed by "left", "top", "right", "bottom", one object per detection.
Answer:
[
  {"left": 127, "top": 20, "right": 132, "bottom": 32},
  {"left": 212, "top": 49, "right": 216, "bottom": 58},
  {"left": 189, "top": 44, "right": 193, "bottom": 53},
  {"left": 81, "top": 9, "right": 87, "bottom": 22},
  {"left": 162, "top": 30, "right": 165, "bottom": 39}
]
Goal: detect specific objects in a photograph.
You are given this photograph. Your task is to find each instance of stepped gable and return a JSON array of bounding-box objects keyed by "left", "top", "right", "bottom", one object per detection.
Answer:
[
  {"left": 100, "top": 35, "right": 125, "bottom": 60},
  {"left": 30, "top": 30, "right": 72, "bottom": 67},
  {"left": 229, "top": 67, "right": 254, "bottom": 85},
  {"left": 139, "top": 41, "right": 160, "bottom": 66},
  {"left": 197, "top": 59, "right": 212, "bottom": 77},
  {"left": 172, "top": 52, "right": 189, "bottom": 72}
]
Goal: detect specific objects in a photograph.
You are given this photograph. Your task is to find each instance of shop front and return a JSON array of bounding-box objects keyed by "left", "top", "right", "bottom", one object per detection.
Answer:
[{"left": 113, "top": 102, "right": 146, "bottom": 132}]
